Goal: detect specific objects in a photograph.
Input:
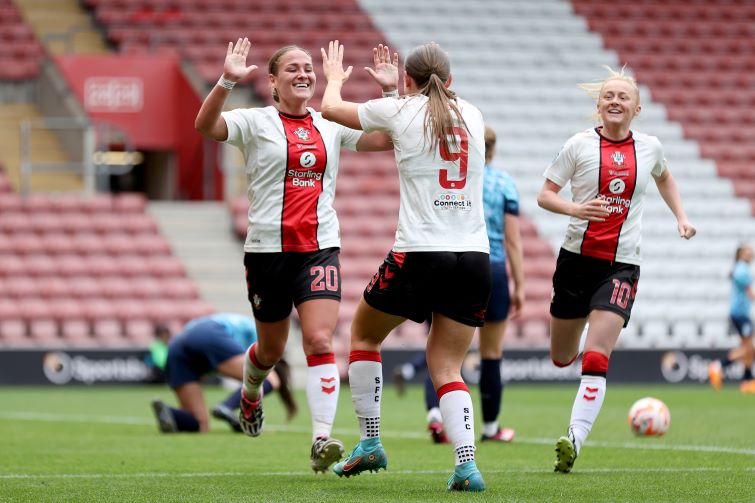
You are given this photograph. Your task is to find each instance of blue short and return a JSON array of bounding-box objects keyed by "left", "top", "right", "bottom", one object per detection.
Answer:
[
  {"left": 485, "top": 260, "right": 510, "bottom": 322},
  {"left": 165, "top": 319, "right": 246, "bottom": 388},
  {"left": 730, "top": 314, "right": 753, "bottom": 338}
]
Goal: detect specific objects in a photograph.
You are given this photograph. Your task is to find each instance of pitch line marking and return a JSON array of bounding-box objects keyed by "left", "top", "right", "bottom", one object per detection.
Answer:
[
  {"left": 1, "top": 466, "right": 753, "bottom": 480},
  {"left": 1, "top": 411, "right": 753, "bottom": 456}
]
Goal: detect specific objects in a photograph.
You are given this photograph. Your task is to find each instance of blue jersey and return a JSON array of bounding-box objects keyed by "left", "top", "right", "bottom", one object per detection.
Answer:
[
  {"left": 483, "top": 165, "right": 519, "bottom": 263},
  {"left": 730, "top": 261, "right": 752, "bottom": 317},
  {"left": 183, "top": 313, "right": 257, "bottom": 349}
]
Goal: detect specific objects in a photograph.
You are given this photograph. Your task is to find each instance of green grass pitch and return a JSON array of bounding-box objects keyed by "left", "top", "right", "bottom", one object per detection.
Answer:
[{"left": 0, "top": 383, "right": 752, "bottom": 502}]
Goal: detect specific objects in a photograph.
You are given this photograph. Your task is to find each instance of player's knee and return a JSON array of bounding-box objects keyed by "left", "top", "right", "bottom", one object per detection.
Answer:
[
  {"left": 302, "top": 330, "right": 333, "bottom": 356},
  {"left": 551, "top": 352, "right": 577, "bottom": 368}
]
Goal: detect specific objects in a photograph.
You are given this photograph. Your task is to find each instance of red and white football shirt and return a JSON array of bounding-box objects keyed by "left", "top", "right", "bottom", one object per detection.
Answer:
[
  {"left": 357, "top": 95, "right": 489, "bottom": 253},
  {"left": 544, "top": 127, "right": 667, "bottom": 265},
  {"left": 222, "top": 106, "right": 362, "bottom": 252}
]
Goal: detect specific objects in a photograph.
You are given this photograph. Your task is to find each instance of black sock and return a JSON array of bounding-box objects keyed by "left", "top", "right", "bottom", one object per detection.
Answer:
[
  {"left": 424, "top": 373, "right": 439, "bottom": 411},
  {"left": 170, "top": 407, "right": 199, "bottom": 432},
  {"left": 262, "top": 379, "right": 273, "bottom": 396},
  {"left": 221, "top": 388, "right": 242, "bottom": 410},
  {"left": 744, "top": 367, "right": 753, "bottom": 381},
  {"left": 480, "top": 359, "right": 503, "bottom": 423},
  {"left": 721, "top": 358, "right": 733, "bottom": 368}
]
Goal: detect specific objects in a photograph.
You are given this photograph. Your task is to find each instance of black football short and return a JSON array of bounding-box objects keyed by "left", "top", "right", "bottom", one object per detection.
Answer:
[
  {"left": 550, "top": 248, "right": 640, "bottom": 327},
  {"left": 363, "top": 250, "right": 491, "bottom": 327},
  {"left": 244, "top": 247, "right": 341, "bottom": 322}
]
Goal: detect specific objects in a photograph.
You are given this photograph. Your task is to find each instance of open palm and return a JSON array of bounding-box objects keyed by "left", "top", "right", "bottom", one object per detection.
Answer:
[
  {"left": 223, "top": 37, "right": 258, "bottom": 82},
  {"left": 366, "top": 44, "right": 399, "bottom": 90}
]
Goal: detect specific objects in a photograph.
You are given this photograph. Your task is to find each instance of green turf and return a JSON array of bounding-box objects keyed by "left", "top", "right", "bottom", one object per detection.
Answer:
[{"left": 0, "top": 383, "right": 752, "bottom": 502}]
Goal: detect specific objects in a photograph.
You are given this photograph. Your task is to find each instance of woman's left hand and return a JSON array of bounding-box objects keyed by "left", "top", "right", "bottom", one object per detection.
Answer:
[
  {"left": 321, "top": 40, "right": 352, "bottom": 83},
  {"left": 678, "top": 220, "right": 696, "bottom": 239},
  {"left": 365, "top": 44, "right": 399, "bottom": 92}
]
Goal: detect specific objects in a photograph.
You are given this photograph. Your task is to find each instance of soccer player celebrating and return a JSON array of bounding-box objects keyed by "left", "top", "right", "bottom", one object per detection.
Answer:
[
  {"left": 537, "top": 66, "right": 696, "bottom": 473},
  {"left": 321, "top": 41, "right": 490, "bottom": 491},
  {"left": 194, "top": 38, "right": 392, "bottom": 472}
]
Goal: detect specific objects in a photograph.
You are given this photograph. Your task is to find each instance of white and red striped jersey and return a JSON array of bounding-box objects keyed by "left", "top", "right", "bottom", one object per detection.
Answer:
[
  {"left": 357, "top": 96, "right": 489, "bottom": 253},
  {"left": 544, "top": 127, "right": 667, "bottom": 265},
  {"left": 222, "top": 106, "right": 362, "bottom": 252}
]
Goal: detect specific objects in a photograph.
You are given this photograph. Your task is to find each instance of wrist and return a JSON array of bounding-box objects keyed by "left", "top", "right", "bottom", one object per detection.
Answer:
[
  {"left": 382, "top": 88, "right": 399, "bottom": 98},
  {"left": 217, "top": 76, "right": 237, "bottom": 90}
]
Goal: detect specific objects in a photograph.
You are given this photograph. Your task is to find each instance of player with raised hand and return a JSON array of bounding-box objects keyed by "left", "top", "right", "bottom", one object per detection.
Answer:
[
  {"left": 194, "top": 37, "right": 392, "bottom": 472},
  {"left": 321, "top": 40, "right": 490, "bottom": 492}
]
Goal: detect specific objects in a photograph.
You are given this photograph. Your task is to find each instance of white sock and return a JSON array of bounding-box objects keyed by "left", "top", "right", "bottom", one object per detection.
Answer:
[
  {"left": 243, "top": 343, "right": 271, "bottom": 401},
  {"left": 438, "top": 383, "right": 476, "bottom": 466},
  {"left": 568, "top": 375, "right": 606, "bottom": 454},
  {"left": 306, "top": 353, "right": 340, "bottom": 441},
  {"left": 400, "top": 363, "right": 416, "bottom": 380},
  {"left": 348, "top": 351, "right": 383, "bottom": 440},
  {"left": 426, "top": 406, "right": 443, "bottom": 424},
  {"left": 483, "top": 421, "right": 498, "bottom": 437}
]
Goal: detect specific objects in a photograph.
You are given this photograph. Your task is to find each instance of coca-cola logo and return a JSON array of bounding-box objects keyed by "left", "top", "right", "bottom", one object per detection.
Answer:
[{"left": 84, "top": 77, "right": 143, "bottom": 112}]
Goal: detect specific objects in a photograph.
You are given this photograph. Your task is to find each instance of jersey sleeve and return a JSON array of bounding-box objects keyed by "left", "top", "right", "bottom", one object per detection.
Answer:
[
  {"left": 543, "top": 135, "right": 578, "bottom": 187},
  {"left": 357, "top": 98, "right": 399, "bottom": 133},
  {"left": 502, "top": 174, "right": 520, "bottom": 216},
  {"left": 651, "top": 136, "right": 668, "bottom": 177},
  {"left": 221, "top": 108, "right": 258, "bottom": 153},
  {"left": 338, "top": 123, "right": 363, "bottom": 151}
]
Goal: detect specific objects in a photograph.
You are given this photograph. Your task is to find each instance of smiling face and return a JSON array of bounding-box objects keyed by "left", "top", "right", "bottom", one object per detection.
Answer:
[
  {"left": 268, "top": 48, "right": 315, "bottom": 112},
  {"left": 597, "top": 79, "right": 641, "bottom": 129}
]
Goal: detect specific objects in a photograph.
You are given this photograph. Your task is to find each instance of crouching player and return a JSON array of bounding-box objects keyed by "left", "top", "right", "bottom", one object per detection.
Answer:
[{"left": 150, "top": 313, "right": 296, "bottom": 433}]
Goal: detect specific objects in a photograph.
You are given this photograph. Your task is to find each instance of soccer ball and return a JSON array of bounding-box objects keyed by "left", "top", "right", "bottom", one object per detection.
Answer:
[{"left": 628, "top": 397, "right": 670, "bottom": 436}]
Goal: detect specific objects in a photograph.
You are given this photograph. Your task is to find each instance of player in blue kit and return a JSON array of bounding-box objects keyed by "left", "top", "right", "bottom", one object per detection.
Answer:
[
  {"left": 708, "top": 244, "right": 755, "bottom": 393},
  {"left": 150, "top": 313, "right": 296, "bottom": 433}
]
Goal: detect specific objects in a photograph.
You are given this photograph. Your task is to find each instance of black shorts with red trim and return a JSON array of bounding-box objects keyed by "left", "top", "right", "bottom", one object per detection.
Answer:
[
  {"left": 363, "top": 250, "right": 491, "bottom": 327},
  {"left": 550, "top": 248, "right": 640, "bottom": 327},
  {"left": 244, "top": 247, "right": 341, "bottom": 323}
]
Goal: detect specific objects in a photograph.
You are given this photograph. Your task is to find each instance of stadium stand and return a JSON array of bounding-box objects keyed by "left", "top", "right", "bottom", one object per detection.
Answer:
[
  {"left": 4, "top": 0, "right": 752, "bottom": 354},
  {"left": 359, "top": 0, "right": 755, "bottom": 349},
  {"left": 0, "top": 192, "right": 213, "bottom": 348},
  {"left": 571, "top": 0, "right": 755, "bottom": 211}
]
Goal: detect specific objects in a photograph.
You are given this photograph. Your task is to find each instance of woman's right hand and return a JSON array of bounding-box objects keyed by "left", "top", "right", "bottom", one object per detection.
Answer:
[
  {"left": 573, "top": 198, "right": 610, "bottom": 222},
  {"left": 223, "top": 37, "right": 258, "bottom": 82}
]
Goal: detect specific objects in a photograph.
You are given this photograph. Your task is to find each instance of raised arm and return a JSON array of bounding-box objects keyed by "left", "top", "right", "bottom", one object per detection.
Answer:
[
  {"left": 322, "top": 40, "right": 396, "bottom": 151},
  {"left": 195, "top": 37, "right": 258, "bottom": 141},
  {"left": 320, "top": 40, "right": 361, "bottom": 129},
  {"left": 537, "top": 179, "right": 610, "bottom": 221},
  {"left": 653, "top": 168, "right": 696, "bottom": 239}
]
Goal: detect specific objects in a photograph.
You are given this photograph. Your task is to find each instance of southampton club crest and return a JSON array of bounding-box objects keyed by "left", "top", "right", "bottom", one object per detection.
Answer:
[
  {"left": 611, "top": 151, "right": 626, "bottom": 168},
  {"left": 293, "top": 127, "right": 310, "bottom": 141}
]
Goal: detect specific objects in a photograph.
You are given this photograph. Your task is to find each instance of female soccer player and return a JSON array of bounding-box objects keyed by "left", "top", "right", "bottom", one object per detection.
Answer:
[
  {"left": 321, "top": 41, "right": 490, "bottom": 491},
  {"left": 150, "top": 313, "right": 296, "bottom": 434},
  {"left": 708, "top": 244, "right": 755, "bottom": 393},
  {"left": 537, "top": 66, "right": 696, "bottom": 473},
  {"left": 194, "top": 38, "right": 392, "bottom": 472}
]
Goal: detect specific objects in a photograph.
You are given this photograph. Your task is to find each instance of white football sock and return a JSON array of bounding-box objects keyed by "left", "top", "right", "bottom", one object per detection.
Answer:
[
  {"left": 306, "top": 354, "right": 340, "bottom": 441},
  {"left": 438, "top": 384, "right": 476, "bottom": 466},
  {"left": 426, "top": 406, "right": 443, "bottom": 424},
  {"left": 242, "top": 343, "right": 271, "bottom": 401},
  {"left": 568, "top": 375, "right": 606, "bottom": 454},
  {"left": 348, "top": 352, "right": 382, "bottom": 440}
]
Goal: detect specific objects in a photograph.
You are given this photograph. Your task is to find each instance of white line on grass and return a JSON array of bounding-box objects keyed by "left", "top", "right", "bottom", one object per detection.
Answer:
[
  {"left": 2, "top": 411, "right": 754, "bottom": 457},
  {"left": 0, "top": 466, "right": 752, "bottom": 480}
]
